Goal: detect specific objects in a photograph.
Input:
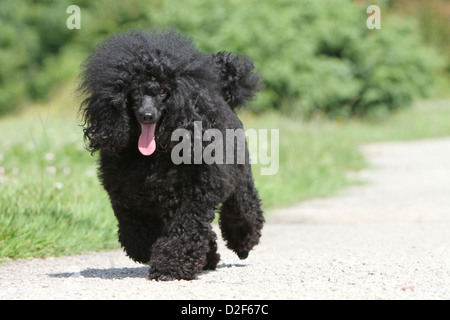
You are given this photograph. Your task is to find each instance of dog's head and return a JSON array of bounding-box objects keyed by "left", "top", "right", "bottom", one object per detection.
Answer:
[{"left": 78, "top": 30, "right": 216, "bottom": 156}]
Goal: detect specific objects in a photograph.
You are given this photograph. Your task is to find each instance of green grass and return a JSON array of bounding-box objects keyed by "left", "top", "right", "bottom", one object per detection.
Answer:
[
  {"left": 0, "top": 85, "right": 117, "bottom": 260},
  {"left": 1, "top": 85, "right": 449, "bottom": 261}
]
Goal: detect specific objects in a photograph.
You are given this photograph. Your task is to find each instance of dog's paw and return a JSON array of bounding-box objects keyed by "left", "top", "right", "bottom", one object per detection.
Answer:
[
  {"left": 155, "top": 274, "right": 176, "bottom": 281},
  {"left": 237, "top": 251, "right": 249, "bottom": 260},
  {"left": 203, "top": 252, "right": 220, "bottom": 270},
  {"left": 149, "top": 271, "right": 176, "bottom": 281},
  {"left": 148, "top": 269, "right": 176, "bottom": 281},
  {"left": 149, "top": 268, "right": 198, "bottom": 281}
]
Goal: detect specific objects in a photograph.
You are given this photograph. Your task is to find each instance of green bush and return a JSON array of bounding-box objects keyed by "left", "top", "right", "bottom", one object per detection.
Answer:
[
  {"left": 0, "top": 0, "right": 439, "bottom": 117},
  {"left": 0, "top": 0, "right": 77, "bottom": 114},
  {"left": 149, "top": 0, "right": 437, "bottom": 117},
  {"left": 0, "top": 0, "right": 157, "bottom": 114}
]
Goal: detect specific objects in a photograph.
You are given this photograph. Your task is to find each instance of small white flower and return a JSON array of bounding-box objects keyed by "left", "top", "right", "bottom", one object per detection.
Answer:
[
  {"left": 54, "top": 182, "right": 64, "bottom": 190},
  {"left": 45, "top": 152, "right": 55, "bottom": 163},
  {"left": 46, "top": 166, "right": 57, "bottom": 175},
  {"left": 85, "top": 169, "right": 95, "bottom": 177}
]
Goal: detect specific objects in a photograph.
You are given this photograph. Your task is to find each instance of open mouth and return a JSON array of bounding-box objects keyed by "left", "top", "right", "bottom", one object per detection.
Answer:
[{"left": 138, "top": 123, "right": 156, "bottom": 156}]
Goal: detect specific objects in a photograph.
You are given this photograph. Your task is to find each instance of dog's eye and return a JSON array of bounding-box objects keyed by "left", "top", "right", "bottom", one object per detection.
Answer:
[{"left": 159, "top": 89, "right": 166, "bottom": 96}]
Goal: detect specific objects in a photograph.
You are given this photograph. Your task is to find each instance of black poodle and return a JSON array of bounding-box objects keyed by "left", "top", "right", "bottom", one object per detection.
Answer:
[{"left": 79, "top": 29, "right": 264, "bottom": 281}]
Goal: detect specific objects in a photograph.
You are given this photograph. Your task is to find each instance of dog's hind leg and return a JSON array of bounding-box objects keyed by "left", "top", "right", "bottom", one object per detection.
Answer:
[{"left": 219, "top": 165, "right": 264, "bottom": 259}]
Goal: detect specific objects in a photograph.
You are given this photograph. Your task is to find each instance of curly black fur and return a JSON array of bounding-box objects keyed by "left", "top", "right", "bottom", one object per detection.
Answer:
[{"left": 78, "top": 29, "right": 264, "bottom": 281}]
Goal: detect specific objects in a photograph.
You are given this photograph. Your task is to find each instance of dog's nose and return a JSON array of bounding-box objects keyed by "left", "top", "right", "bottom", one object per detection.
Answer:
[
  {"left": 138, "top": 96, "right": 158, "bottom": 124},
  {"left": 141, "top": 112, "right": 155, "bottom": 123}
]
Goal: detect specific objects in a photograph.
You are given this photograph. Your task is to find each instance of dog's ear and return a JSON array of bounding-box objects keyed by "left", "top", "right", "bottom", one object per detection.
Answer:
[
  {"left": 78, "top": 37, "right": 133, "bottom": 155},
  {"left": 79, "top": 93, "right": 131, "bottom": 155},
  {"left": 213, "top": 52, "right": 263, "bottom": 110}
]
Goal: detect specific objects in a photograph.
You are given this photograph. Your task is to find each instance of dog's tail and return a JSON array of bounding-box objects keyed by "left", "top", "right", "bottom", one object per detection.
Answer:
[{"left": 213, "top": 52, "right": 263, "bottom": 110}]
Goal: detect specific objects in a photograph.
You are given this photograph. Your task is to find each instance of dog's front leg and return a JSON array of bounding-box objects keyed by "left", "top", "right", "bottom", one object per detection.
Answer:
[{"left": 148, "top": 206, "right": 214, "bottom": 281}]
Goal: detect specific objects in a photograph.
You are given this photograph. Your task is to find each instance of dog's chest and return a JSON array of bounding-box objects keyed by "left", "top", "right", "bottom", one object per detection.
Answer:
[{"left": 99, "top": 153, "right": 174, "bottom": 201}]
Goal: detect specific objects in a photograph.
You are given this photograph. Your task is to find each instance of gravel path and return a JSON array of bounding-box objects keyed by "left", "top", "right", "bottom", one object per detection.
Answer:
[
  {"left": 270, "top": 137, "right": 450, "bottom": 224},
  {"left": 1, "top": 137, "right": 450, "bottom": 300}
]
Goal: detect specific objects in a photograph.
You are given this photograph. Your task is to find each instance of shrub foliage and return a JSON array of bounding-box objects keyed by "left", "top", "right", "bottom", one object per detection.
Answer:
[{"left": 0, "top": 0, "right": 438, "bottom": 117}]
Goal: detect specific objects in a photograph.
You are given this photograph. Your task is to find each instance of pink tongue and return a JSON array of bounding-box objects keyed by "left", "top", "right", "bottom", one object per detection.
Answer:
[{"left": 138, "top": 123, "right": 156, "bottom": 156}]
